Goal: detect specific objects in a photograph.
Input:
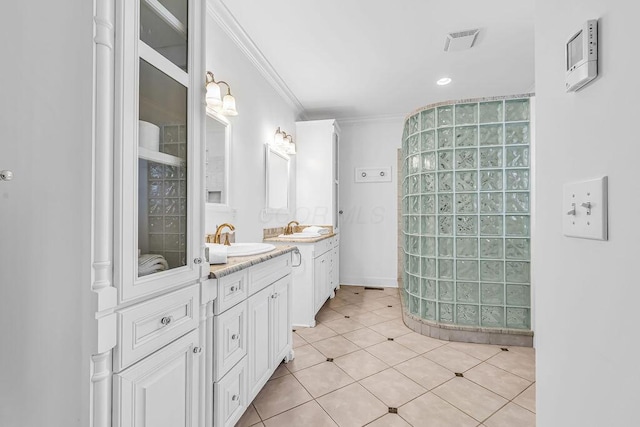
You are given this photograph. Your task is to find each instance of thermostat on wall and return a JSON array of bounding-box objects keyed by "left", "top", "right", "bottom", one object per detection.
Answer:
[{"left": 566, "top": 19, "right": 598, "bottom": 92}]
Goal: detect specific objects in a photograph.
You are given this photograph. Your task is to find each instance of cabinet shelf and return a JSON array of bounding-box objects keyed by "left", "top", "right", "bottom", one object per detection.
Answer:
[
  {"left": 142, "top": 0, "right": 187, "bottom": 39},
  {"left": 139, "top": 147, "right": 185, "bottom": 167}
]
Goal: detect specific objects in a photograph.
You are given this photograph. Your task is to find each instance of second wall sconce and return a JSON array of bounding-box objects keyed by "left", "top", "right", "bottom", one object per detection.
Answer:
[
  {"left": 205, "top": 71, "right": 238, "bottom": 116},
  {"left": 273, "top": 127, "right": 296, "bottom": 155}
]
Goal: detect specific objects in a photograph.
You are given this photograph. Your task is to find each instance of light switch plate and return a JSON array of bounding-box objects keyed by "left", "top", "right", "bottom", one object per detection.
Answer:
[{"left": 562, "top": 176, "right": 608, "bottom": 240}]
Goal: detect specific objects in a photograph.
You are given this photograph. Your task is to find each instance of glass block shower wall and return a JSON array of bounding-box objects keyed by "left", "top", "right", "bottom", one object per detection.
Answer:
[
  {"left": 143, "top": 124, "right": 187, "bottom": 269},
  {"left": 401, "top": 97, "right": 531, "bottom": 330}
]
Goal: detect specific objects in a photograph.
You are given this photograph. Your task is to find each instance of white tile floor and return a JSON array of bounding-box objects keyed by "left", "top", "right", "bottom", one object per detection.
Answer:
[{"left": 236, "top": 285, "right": 536, "bottom": 427}]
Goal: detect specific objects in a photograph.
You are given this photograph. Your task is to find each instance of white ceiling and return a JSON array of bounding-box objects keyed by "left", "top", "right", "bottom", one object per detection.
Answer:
[{"left": 218, "top": 0, "right": 535, "bottom": 120}]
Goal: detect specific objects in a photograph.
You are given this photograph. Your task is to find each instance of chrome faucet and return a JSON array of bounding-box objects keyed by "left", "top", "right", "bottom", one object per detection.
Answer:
[
  {"left": 213, "top": 223, "right": 235, "bottom": 246},
  {"left": 284, "top": 220, "right": 299, "bottom": 235}
]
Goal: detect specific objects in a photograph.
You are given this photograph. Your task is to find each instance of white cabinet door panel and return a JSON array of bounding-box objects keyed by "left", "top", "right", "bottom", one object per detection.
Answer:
[
  {"left": 247, "top": 286, "right": 272, "bottom": 401},
  {"left": 271, "top": 276, "right": 292, "bottom": 364},
  {"left": 113, "top": 330, "right": 200, "bottom": 427}
]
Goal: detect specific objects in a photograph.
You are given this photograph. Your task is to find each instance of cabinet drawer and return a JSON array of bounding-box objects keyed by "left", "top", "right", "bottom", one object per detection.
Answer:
[
  {"left": 247, "top": 254, "right": 291, "bottom": 296},
  {"left": 214, "top": 357, "right": 247, "bottom": 427},
  {"left": 214, "top": 270, "right": 248, "bottom": 315},
  {"left": 214, "top": 300, "right": 247, "bottom": 381},
  {"left": 313, "top": 238, "right": 333, "bottom": 257},
  {"left": 115, "top": 284, "right": 199, "bottom": 372}
]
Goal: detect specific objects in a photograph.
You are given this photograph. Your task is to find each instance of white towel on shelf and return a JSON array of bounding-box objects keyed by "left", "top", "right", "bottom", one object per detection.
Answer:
[
  {"left": 138, "top": 254, "right": 169, "bottom": 276},
  {"left": 303, "top": 226, "right": 330, "bottom": 235}
]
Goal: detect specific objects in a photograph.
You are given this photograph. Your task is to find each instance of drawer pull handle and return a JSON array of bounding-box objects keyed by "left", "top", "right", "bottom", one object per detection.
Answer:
[
  {"left": 160, "top": 316, "right": 173, "bottom": 326},
  {"left": 231, "top": 334, "right": 239, "bottom": 340},
  {"left": 193, "top": 346, "right": 202, "bottom": 354},
  {"left": 231, "top": 394, "right": 239, "bottom": 401}
]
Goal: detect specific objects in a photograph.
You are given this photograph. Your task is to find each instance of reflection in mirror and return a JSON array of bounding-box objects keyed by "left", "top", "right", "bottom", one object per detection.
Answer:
[
  {"left": 205, "top": 111, "right": 229, "bottom": 205},
  {"left": 266, "top": 145, "right": 290, "bottom": 213}
]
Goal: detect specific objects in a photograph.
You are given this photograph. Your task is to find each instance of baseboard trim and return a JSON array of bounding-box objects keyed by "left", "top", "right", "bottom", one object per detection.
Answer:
[{"left": 340, "top": 277, "right": 398, "bottom": 288}]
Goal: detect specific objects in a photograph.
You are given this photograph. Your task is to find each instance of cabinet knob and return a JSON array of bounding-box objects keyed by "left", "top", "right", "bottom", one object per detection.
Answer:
[
  {"left": 160, "top": 316, "right": 173, "bottom": 326},
  {"left": 231, "top": 334, "right": 239, "bottom": 340},
  {"left": 193, "top": 346, "right": 202, "bottom": 354},
  {"left": 194, "top": 257, "right": 203, "bottom": 265},
  {"left": 230, "top": 286, "right": 237, "bottom": 292},
  {"left": 231, "top": 395, "right": 239, "bottom": 401}
]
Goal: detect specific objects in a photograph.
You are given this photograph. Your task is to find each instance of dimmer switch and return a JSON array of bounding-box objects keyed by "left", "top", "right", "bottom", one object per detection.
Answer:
[{"left": 562, "top": 176, "right": 608, "bottom": 240}]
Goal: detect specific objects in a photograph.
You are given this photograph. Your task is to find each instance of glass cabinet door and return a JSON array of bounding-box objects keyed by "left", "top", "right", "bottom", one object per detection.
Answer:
[
  {"left": 138, "top": 58, "right": 188, "bottom": 276},
  {"left": 140, "top": 0, "right": 188, "bottom": 71},
  {"left": 116, "top": 0, "right": 202, "bottom": 302}
]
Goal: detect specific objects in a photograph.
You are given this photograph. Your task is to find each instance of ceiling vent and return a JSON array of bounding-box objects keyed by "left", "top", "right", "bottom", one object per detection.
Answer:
[{"left": 444, "top": 29, "right": 480, "bottom": 52}]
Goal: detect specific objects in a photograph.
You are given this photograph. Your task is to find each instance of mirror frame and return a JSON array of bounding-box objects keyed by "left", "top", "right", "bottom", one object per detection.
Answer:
[
  {"left": 265, "top": 144, "right": 290, "bottom": 214},
  {"left": 204, "top": 107, "right": 231, "bottom": 211}
]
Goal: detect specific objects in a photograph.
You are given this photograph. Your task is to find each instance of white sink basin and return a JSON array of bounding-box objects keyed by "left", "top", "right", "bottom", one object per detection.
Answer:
[
  {"left": 227, "top": 242, "right": 276, "bottom": 257},
  {"left": 277, "top": 232, "right": 321, "bottom": 239}
]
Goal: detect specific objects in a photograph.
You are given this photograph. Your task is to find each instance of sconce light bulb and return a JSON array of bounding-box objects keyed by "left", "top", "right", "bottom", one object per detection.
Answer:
[
  {"left": 222, "top": 94, "right": 238, "bottom": 116},
  {"left": 206, "top": 82, "right": 222, "bottom": 108},
  {"left": 274, "top": 128, "right": 284, "bottom": 146}
]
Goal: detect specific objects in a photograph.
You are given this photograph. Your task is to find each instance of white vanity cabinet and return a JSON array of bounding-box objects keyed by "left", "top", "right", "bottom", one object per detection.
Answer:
[
  {"left": 279, "top": 235, "right": 339, "bottom": 328},
  {"left": 296, "top": 120, "right": 341, "bottom": 232},
  {"left": 204, "top": 253, "right": 293, "bottom": 427}
]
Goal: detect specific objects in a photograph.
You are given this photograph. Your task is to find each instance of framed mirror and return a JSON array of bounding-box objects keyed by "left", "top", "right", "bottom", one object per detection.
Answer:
[
  {"left": 205, "top": 109, "right": 230, "bottom": 208},
  {"left": 265, "top": 145, "right": 290, "bottom": 213}
]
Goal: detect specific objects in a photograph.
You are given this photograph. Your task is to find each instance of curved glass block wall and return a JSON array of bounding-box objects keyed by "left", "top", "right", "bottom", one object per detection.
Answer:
[{"left": 401, "top": 96, "right": 532, "bottom": 334}]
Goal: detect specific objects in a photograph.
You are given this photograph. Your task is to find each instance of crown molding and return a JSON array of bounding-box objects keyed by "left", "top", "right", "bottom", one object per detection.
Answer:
[
  {"left": 337, "top": 113, "right": 406, "bottom": 125},
  {"left": 206, "top": 0, "right": 307, "bottom": 119}
]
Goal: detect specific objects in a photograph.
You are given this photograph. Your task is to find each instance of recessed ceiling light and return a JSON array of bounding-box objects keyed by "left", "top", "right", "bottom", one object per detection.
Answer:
[{"left": 437, "top": 77, "right": 452, "bottom": 86}]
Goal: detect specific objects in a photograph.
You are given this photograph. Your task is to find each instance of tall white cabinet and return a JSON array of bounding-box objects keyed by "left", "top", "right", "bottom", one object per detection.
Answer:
[
  {"left": 108, "top": 0, "right": 207, "bottom": 425},
  {"left": 295, "top": 120, "right": 341, "bottom": 232}
]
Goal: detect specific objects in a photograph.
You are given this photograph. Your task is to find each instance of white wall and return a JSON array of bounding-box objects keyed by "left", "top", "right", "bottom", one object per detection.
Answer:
[
  {"left": 534, "top": 2, "right": 640, "bottom": 425},
  {"left": 338, "top": 117, "right": 404, "bottom": 287},
  {"left": 0, "top": 1, "right": 94, "bottom": 426},
  {"left": 205, "top": 14, "right": 299, "bottom": 241}
]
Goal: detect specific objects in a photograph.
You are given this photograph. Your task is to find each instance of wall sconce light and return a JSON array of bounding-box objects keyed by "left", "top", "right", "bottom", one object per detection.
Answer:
[
  {"left": 205, "top": 71, "right": 238, "bottom": 116},
  {"left": 273, "top": 127, "right": 296, "bottom": 155}
]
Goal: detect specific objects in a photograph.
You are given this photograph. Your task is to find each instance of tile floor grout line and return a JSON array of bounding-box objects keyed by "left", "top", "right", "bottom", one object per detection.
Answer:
[
  {"left": 290, "top": 360, "right": 359, "bottom": 398},
  {"left": 272, "top": 366, "right": 385, "bottom": 426},
  {"left": 482, "top": 355, "right": 536, "bottom": 382},
  {"left": 510, "top": 399, "right": 536, "bottom": 415},
  {"left": 456, "top": 366, "right": 533, "bottom": 402},
  {"left": 384, "top": 360, "right": 443, "bottom": 393},
  {"left": 428, "top": 372, "right": 524, "bottom": 424}
]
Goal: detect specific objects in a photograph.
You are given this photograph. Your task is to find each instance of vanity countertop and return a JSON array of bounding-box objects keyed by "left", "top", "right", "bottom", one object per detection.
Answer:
[
  {"left": 209, "top": 245, "right": 297, "bottom": 278},
  {"left": 263, "top": 232, "right": 336, "bottom": 244}
]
